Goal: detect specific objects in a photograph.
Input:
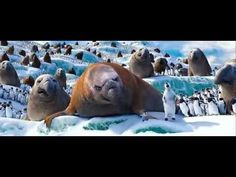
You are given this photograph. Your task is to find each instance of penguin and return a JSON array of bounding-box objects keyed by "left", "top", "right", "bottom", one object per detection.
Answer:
[
  {"left": 0, "top": 106, "right": 5, "bottom": 117},
  {"left": 8, "top": 101, "right": 13, "bottom": 109},
  {"left": 231, "top": 98, "right": 236, "bottom": 115},
  {"left": 17, "top": 90, "right": 23, "bottom": 102},
  {"left": 188, "top": 97, "right": 195, "bottom": 116},
  {"left": 0, "top": 85, "right": 3, "bottom": 98},
  {"left": 5, "top": 104, "right": 13, "bottom": 118},
  {"left": 162, "top": 82, "right": 176, "bottom": 121},
  {"left": 15, "top": 111, "right": 22, "bottom": 119},
  {"left": 20, "top": 93, "right": 27, "bottom": 105},
  {"left": 193, "top": 97, "right": 204, "bottom": 116},
  {"left": 207, "top": 97, "right": 220, "bottom": 116},
  {"left": 14, "top": 88, "right": 19, "bottom": 101},
  {"left": 218, "top": 98, "right": 226, "bottom": 115},
  {"left": 179, "top": 98, "right": 192, "bottom": 117},
  {"left": 9, "top": 87, "right": 15, "bottom": 101},
  {"left": 20, "top": 108, "right": 27, "bottom": 120},
  {"left": 3, "top": 89, "right": 9, "bottom": 100}
]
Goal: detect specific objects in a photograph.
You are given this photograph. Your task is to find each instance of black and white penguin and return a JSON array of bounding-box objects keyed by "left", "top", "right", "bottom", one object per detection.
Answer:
[
  {"left": 207, "top": 97, "right": 220, "bottom": 116},
  {"left": 217, "top": 98, "right": 226, "bottom": 115},
  {"left": 162, "top": 82, "right": 176, "bottom": 121},
  {"left": 193, "top": 97, "right": 204, "bottom": 116},
  {"left": 9, "top": 87, "right": 15, "bottom": 101},
  {"left": 3, "top": 89, "right": 9, "bottom": 100},
  {"left": 5, "top": 104, "right": 13, "bottom": 118},
  {"left": 0, "top": 85, "right": 3, "bottom": 98},
  {"left": 188, "top": 97, "right": 195, "bottom": 116},
  {"left": 0, "top": 106, "right": 5, "bottom": 117},
  {"left": 20, "top": 108, "right": 27, "bottom": 120},
  {"left": 179, "top": 98, "right": 192, "bottom": 117},
  {"left": 231, "top": 98, "right": 236, "bottom": 115}
]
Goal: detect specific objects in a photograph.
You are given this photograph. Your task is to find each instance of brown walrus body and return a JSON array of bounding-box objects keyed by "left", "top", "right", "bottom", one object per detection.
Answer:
[
  {"left": 214, "top": 59, "right": 236, "bottom": 113},
  {"left": 44, "top": 62, "right": 164, "bottom": 127},
  {"left": 185, "top": 48, "right": 212, "bottom": 76},
  {"left": 129, "top": 48, "right": 154, "bottom": 78},
  {"left": 0, "top": 61, "right": 20, "bottom": 87},
  {"left": 27, "top": 74, "right": 70, "bottom": 121}
]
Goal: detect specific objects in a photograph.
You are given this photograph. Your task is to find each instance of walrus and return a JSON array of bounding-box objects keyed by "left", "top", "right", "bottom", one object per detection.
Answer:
[
  {"left": 55, "top": 47, "right": 62, "bottom": 54},
  {"left": 129, "top": 48, "right": 154, "bottom": 78},
  {"left": 0, "top": 41, "right": 8, "bottom": 46},
  {"left": 111, "top": 42, "right": 117, "bottom": 47},
  {"left": 27, "top": 74, "right": 70, "bottom": 121},
  {"left": 97, "top": 52, "right": 102, "bottom": 58},
  {"left": 44, "top": 62, "right": 164, "bottom": 127},
  {"left": 0, "top": 61, "right": 20, "bottom": 87},
  {"left": 19, "top": 50, "right": 26, "bottom": 57},
  {"left": 6, "top": 46, "right": 14, "bottom": 55},
  {"left": 67, "top": 67, "right": 76, "bottom": 75},
  {"left": 31, "top": 45, "right": 39, "bottom": 53},
  {"left": 42, "top": 42, "right": 50, "bottom": 50},
  {"left": 0, "top": 52, "right": 9, "bottom": 62},
  {"left": 184, "top": 48, "right": 212, "bottom": 76},
  {"left": 64, "top": 46, "right": 72, "bottom": 55},
  {"left": 154, "top": 58, "right": 168, "bottom": 74},
  {"left": 54, "top": 68, "right": 67, "bottom": 89},
  {"left": 75, "top": 51, "right": 83, "bottom": 60},
  {"left": 117, "top": 51, "right": 123, "bottom": 58},
  {"left": 22, "top": 75, "right": 35, "bottom": 87},
  {"left": 214, "top": 59, "right": 236, "bottom": 113},
  {"left": 31, "top": 54, "right": 41, "bottom": 68},
  {"left": 43, "top": 52, "right": 51, "bottom": 63},
  {"left": 21, "top": 55, "right": 30, "bottom": 66}
]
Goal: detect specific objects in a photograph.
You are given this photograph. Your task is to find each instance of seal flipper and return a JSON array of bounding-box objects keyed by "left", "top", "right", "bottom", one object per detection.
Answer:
[{"left": 44, "top": 105, "right": 76, "bottom": 128}]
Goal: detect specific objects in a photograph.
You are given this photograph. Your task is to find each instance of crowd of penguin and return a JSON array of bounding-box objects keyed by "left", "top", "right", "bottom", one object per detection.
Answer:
[
  {"left": 0, "top": 40, "right": 235, "bottom": 122},
  {"left": 163, "top": 82, "right": 236, "bottom": 121}
]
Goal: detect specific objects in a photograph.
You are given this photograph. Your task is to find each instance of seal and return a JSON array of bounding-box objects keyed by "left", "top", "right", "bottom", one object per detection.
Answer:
[
  {"left": 27, "top": 74, "right": 70, "bottom": 121},
  {"left": 31, "top": 45, "right": 39, "bottom": 53},
  {"left": 214, "top": 59, "right": 236, "bottom": 113},
  {"left": 21, "top": 55, "right": 30, "bottom": 66},
  {"left": 0, "top": 41, "right": 8, "bottom": 46},
  {"left": 19, "top": 50, "right": 26, "bottom": 57},
  {"left": 44, "top": 62, "right": 164, "bottom": 127},
  {"left": 31, "top": 54, "right": 41, "bottom": 68},
  {"left": 22, "top": 75, "right": 35, "bottom": 87},
  {"left": 0, "top": 52, "right": 9, "bottom": 62},
  {"left": 184, "top": 48, "right": 212, "bottom": 76},
  {"left": 43, "top": 52, "right": 51, "bottom": 63},
  {"left": 0, "top": 61, "right": 21, "bottom": 87},
  {"left": 154, "top": 58, "right": 168, "bottom": 74},
  {"left": 75, "top": 51, "right": 83, "bottom": 60},
  {"left": 129, "top": 48, "right": 154, "bottom": 78},
  {"left": 54, "top": 68, "right": 67, "bottom": 89},
  {"left": 6, "top": 46, "right": 14, "bottom": 55}
]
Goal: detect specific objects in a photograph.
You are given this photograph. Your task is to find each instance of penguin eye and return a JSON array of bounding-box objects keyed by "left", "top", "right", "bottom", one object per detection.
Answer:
[
  {"left": 94, "top": 85, "right": 102, "bottom": 91},
  {"left": 53, "top": 79, "right": 56, "bottom": 82}
]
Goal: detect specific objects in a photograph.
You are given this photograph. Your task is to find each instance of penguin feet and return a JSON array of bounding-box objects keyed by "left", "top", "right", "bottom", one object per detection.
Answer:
[
  {"left": 172, "top": 118, "right": 176, "bottom": 120},
  {"left": 165, "top": 118, "right": 168, "bottom": 121}
]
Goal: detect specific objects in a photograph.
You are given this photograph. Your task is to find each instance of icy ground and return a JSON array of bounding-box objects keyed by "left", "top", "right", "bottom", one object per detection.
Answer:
[{"left": 0, "top": 113, "right": 235, "bottom": 136}]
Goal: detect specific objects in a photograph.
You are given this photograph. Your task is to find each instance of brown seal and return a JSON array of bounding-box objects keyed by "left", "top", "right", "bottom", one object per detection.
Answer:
[
  {"left": 129, "top": 48, "right": 154, "bottom": 78},
  {"left": 27, "top": 74, "right": 70, "bottom": 121},
  {"left": 19, "top": 50, "right": 26, "bottom": 57},
  {"left": 31, "top": 45, "right": 39, "bottom": 53},
  {"left": 0, "top": 41, "right": 8, "bottom": 46},
  {"left": 64, "top": 46, "right": 72, "bottom": 55},
  {"left": 31, "top": 54, "right": 41, "bottom": 68},
  {"left": 0, "top": 52, "right": 9, "bottom": 62},
  {"left": 44, "top": 62, "right": 164, "bottom": 127},
  {"left": 43, "top": 52, "right": 51, "bottom": 63},
  {"left": 21, "top": 55, "right": 30, "bottom": 66},
  {"left": 0, "top": 61, "right": 21, "bottom": 87},
  {"left": 55, "top": 47, "right": 62, "bottom": 54},
  {"left": 214, "top": 59, "right": 236, "bottom": 113},
  {"left": 54, "top": 68, "right": 67, "bottom": 89},
  {"left": 75, "top": 51, "right": 83, "bottom": 60},
  {"left": 6, "top": 46, "right": 14, "bottom": 55},
  {"left": 185, "top": 48, "right": 212, "bottom": 76},
  {"left": 22, "top": 76, "right": 35, "bottom": 87},
  {"left": 117, "top": 51, "right": 123, "bottom": 58},
  {"left": 154, "top": 58, "right": 168, "bottom": 74}
]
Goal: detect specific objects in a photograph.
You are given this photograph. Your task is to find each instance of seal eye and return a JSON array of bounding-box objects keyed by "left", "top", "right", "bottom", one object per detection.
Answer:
[
  {"left": 37, "top": 79, "right": 42, "bottom": 83},
  {"left": 112, "top": 77, "right": 119, "bottom": 82},
  {"left": 94, "top": 85, "right": 102, "bottom": 91},
  {"left": 138, "top": 53, "right": 142, "bottom": 57}
]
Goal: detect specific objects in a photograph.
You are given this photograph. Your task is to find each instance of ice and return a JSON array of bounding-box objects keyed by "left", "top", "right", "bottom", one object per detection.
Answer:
[{"left": 144, "top": 76, "right": 216, "bottom": 96}]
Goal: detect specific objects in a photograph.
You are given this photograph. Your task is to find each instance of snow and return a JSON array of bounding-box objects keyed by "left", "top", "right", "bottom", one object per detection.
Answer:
[
  {"left": 0, "top": 113, "right": 235, "bottom": 136},
  {"left": 0, "top": 41, "right": 235, "bottom": 136}
]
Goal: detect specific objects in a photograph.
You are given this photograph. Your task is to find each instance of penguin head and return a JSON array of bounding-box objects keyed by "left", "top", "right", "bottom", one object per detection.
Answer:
[
  {"left": 207, "top": 97, "right": 213, "bottom": 103},
  {"left": 179, "top": 98, "right": 185, "bottom": 103},
  {"left": 6, "top": 104, "right": 10, "bottom": 107},
  {"left": 193, "top": 97, "right": 199, "bottom": 101},
  {"left": 231, "top": 98, "right": 236, "bottom": 105},
  {"left": 164, "top": 82, "right": 171, "bottom": 89}
]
